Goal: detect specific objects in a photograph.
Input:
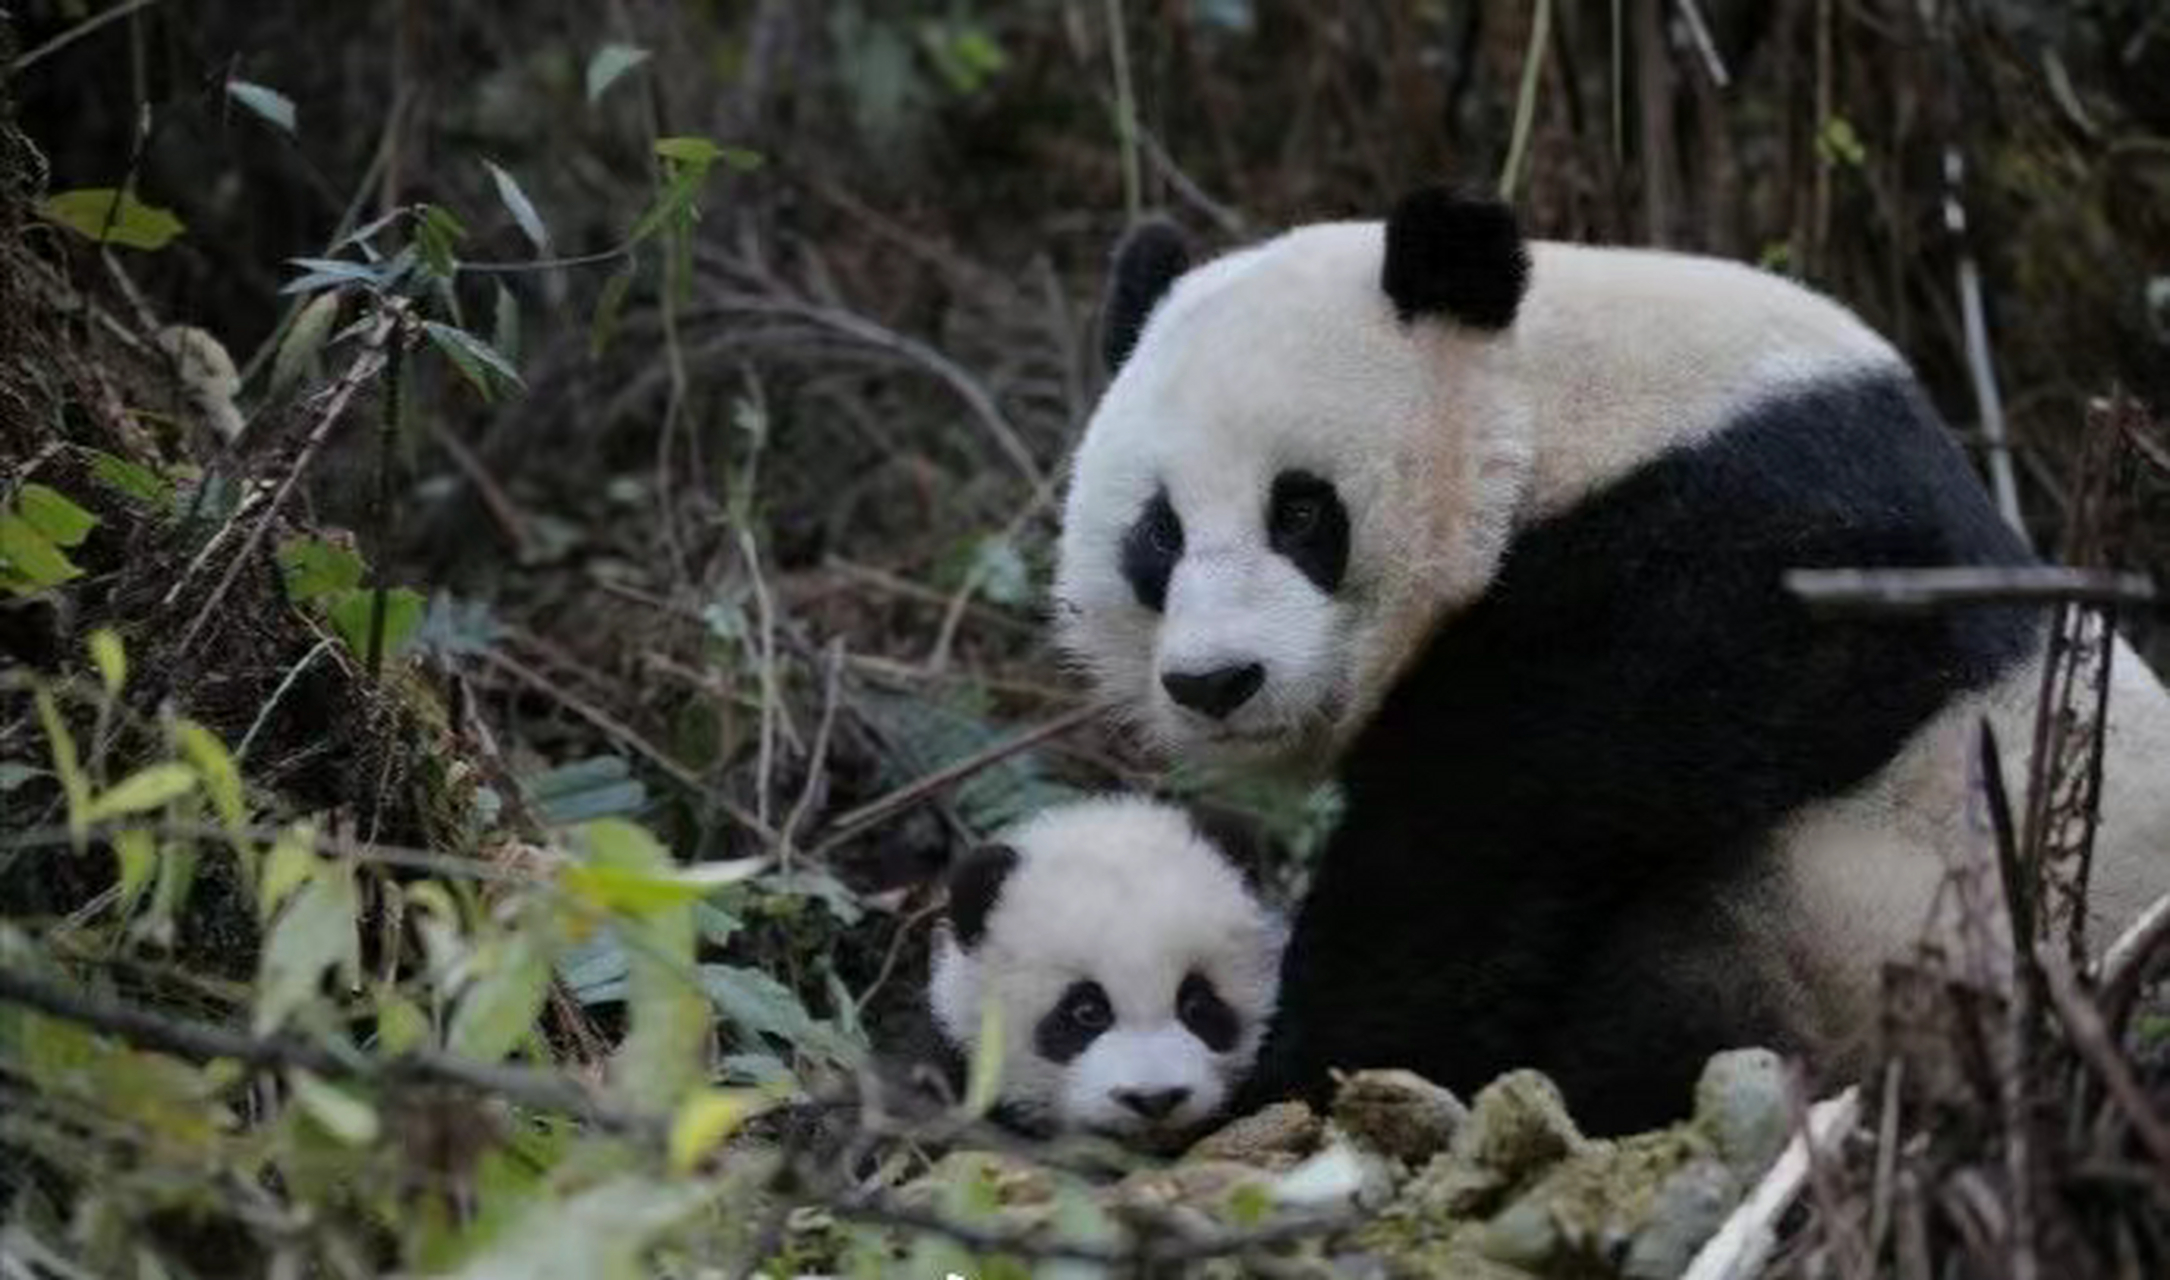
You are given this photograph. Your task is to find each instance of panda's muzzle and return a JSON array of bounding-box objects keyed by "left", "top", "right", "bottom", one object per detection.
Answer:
[{"left": 1161, "top": 662, "right": 1264, "bottom": 719}]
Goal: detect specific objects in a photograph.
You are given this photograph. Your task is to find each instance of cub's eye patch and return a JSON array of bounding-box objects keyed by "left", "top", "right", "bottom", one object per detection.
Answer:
[
  {"left": 1267, "top": 470, "right": 1349, "bottom": 594},
  {"left": 1120, "top": 489, "right": 1183, "bottom": 612},
  {"left": 1035, "top": 979, "right": 1114, "bottom": 1063},
  {"left": 1176, "top": 972, "right": 1241, "bottom": 1052}
]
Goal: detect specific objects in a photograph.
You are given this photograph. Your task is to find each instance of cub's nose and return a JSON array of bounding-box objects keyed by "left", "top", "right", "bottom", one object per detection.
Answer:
[
  {"left": 1113, "top": 1086, "right": 1191, "bottom": 1121},
  {"left": 1160, "top": 663, "right": 1264, "bottom": 719}
]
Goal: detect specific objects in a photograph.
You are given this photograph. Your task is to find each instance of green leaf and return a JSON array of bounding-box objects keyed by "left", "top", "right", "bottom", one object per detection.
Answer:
[
  {"left": 415, "top": 204, "right": 467, "bottom": 279},
  {"left": 0, "top": 513, "right": 82, "bottom": 589},
  {"left": 492, "top": 284, "right": 521, "bottom": 367},
  {"left": 37, "top": 188, "right": 185, "bottom": 250},
  {"left": 483, "top": 161, "right": 550, "bottom": 255},
  {"left": 323, "top": 586, "right": 425, "bottom": 661},
  {"left": 585, "top": 43, "right": 651, "bottom": 104},
  {"left": 449, "top": 932, "right": 550, "bottom": 1063},
  {"left": 615, "top": 896, "right": 706, "bottom": 1107},
  {"left": 719, "top": 147, "right": 764, "bottom": 172},
  {"left": 226, "top": 79, "right": 298, "bottom": 134},
  {"left": 279, "top": 257, "right": 385, "bottom": 296},
  {"left": 422, "top": 321, "right": 523, "bottom": 399},
  {"left": 668, "top": 1089, "right": 763, "bottom": 1173},
  {"left": 113, "top": 827, "right": 156, "bottom": 904},
  {"left": 626, "top": 165, "right": 710, "bottom": 245},
  {"left": 17, "top": 484, "right": 98, "bottom": 547},
  {"left": 33, "top": 689, "right": 88, "bottom": 843},
  {"left": 443, "top": 1176, "right": 713, "bottom": 1280},
  {"left": 277, "top": 536, "right": 365, "bottom": 602},
  {"left": 87, "top": 451, "right": 171, "bottom": 509},
  {"left": 172, "top": 719, "right": 245, "bottom": 833},
  {"left": 82, "top": 763, "right": 197, "bottom": 825},
  {"left": 88, "top": 629, "right": 126, "bottom": 696},
  {"left": 697, "top": 963, "right": 861, "bottom": 1069},
  {"left": 258, "top": 825, "right": 318, "bottom": 922},
  {"left": 270, "top": 289, "right": 342, "bottom": 397},
  {"left": 289, "top": 1069, "right": 380, "bottom": 1145},
  {"left": 589, "top": 263, "right": 635, "bottom": 359},
  {"left": 653, "top": 136, "right": 723, "bottom": 165},
  {"left": 960, "top": 994, "right": 1005, "bottom": 1119},
  {"left": 375, "top": 989, "right": 430, "bottom": 1056},
  {"left": 254, "top": 861, "right": 360, "bottom": 1036}
]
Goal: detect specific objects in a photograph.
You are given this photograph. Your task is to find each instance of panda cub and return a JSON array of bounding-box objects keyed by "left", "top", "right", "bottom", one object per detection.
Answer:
[{"left": 927, "top": 796, "right": 1286, "bottom": 1148}]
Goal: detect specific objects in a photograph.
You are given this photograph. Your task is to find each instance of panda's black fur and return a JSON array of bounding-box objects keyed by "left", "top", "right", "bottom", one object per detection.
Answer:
[
  {"left": 1235, "top": 375, "right": 2038, "bottom": 1134},
  {"left": 1097, "top": 190, "right": 2048, "bottom": 1136}
]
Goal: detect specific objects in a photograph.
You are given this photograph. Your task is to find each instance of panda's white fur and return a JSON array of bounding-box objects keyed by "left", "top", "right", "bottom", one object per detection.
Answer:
[
  {"left": 1052, "top": 192, "right": 2170, "bottom": 1132},
  {"left": 928, "top": 797, "right": 1285, "bottom": 1145}
]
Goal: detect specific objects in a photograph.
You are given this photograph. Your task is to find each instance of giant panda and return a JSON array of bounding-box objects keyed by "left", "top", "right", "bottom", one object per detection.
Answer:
[
  {"left": 924, "top": 796, "right": 1287, "bottom": 1149},
  {"left": 1052, "top": 187, "right": 2170, "bottom": 1136}
]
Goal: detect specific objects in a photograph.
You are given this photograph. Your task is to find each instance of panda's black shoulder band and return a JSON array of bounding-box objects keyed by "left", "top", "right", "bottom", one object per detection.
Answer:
[
  {"left": 1381, "top": 186, "right": 1529, "bottom": 330},
  {"left": 946, "top": 843, "right": 1020, "bottom": 949},
  {"left": 1102, "top": 218, "right": 1191, "bottom": 373}
]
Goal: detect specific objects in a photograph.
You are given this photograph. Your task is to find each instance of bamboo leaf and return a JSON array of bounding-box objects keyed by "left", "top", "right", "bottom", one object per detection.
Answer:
[
  {"left": 0, "top": 514, "right": 82, "bottom": 589},
  {"left": 269, "top": 290, "right": 342, "bottom": 397},
  {"left": 172, "top": 719, "right": 245, "bottom": 834},
  {"left": 82, "top": 763, "right": 198, "bottom": 825},
  {"left": 585, "top": 44, "right": 651, "bottom": 104},
  {"left": 483, "top": 161, "right": 550, "bottom": 255},
  {"left": 88, "top": 629, "right": 126, "bottom": 696},
  {"left": 38, "top": 188, "right": 185, "bottom": 250},
  {"left": 226, "top": 79, "right": 298, "bottom": 134},
  {"left": 448, "top": 932, "right": 549, "bottom": 1063},
  {"left": 17, "top": 485, "right": 98, "bottom": 547},
  {"left": 288, "top": 1069, "right": 380, "bottom": 1145},
  {"left": 422, "top": 321, "right": 522, "bottom": 399}
]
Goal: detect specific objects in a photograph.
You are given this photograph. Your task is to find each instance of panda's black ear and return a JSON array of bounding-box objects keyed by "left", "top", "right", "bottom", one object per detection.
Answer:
[
  {"left": 1381, "top": 186, "right": 1529, "bottom": 331},
  {"left": 1102, "top": 218, "right": 1190, "bottom": 373},
  {"left": 945, "top": 843, "right": 1021, "bottom": 950}
]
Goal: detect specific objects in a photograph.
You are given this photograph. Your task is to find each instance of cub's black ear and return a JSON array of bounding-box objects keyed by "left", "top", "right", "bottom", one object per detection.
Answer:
[
  {"left": 1102, "top": 218, "right": 1190, "bottom": 373},
  {"left": 945, "top": 843, "right": 1021, "bottom": 950},
  {"left": 1381, "top": 186, "right": 1529, "bottom": 330}
]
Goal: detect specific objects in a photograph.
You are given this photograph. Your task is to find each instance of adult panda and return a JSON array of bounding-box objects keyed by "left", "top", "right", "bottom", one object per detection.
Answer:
[{"left": 1052, "top": 187, "right": 2170, "bottom": 1136}]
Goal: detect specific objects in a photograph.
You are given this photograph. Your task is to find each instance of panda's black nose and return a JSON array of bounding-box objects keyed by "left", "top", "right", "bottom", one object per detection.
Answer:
[
  {"left": 1114, "top": 1086, "right": 1191, "bottom": 1120},
  {"left": 1161, "top": 663, "right": 1263, "bottom": 719}
]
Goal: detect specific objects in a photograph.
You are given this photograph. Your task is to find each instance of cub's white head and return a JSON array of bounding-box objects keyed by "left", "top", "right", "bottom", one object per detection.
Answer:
[
  {"left": 927, "top": 797, "right": 1285, "bottom": 1147},
  {"left": 1053, "top": 191, "right": 1538, "bottom": 766}
]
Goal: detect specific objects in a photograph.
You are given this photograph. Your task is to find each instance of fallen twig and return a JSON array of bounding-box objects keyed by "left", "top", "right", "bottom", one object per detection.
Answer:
[
  {"left": 812, "top": 700, "right": 1109, "bottom": 855},
  {"left": 1681, "top": 1087, "right": 1862, "bottom": 1280},
  {"left": 1785, "top": 567, "right": 2157, "bottom": 612},
  {"left": 2037, "top": 951, "right": 2170, "bottom": 1183}
]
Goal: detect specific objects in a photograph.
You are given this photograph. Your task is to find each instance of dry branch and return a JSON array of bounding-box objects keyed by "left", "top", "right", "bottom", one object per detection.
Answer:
[
  {"left": 1785, "top": 567, "right": 2157, "bottom": 612},
  {"left": 1682, "top": 1087, "right": 1862, "bottom": 1280},
  {"left": 0, "top": 964, "right": 648, "bottom": 1134}
]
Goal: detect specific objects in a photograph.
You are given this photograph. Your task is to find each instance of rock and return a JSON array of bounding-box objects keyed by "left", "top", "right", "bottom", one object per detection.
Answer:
[
  {"left": 1622, "top": 1157, "right": 1741, "bottom": 1280},
  {"left": 1333, "top": 1069, "right": 1470, "bottom": 1163},
  {"left": 1691, "top": 1047, "right": 1792, "bottom": 1179},
  {"left": 1187, "top": 1099, "right": 1324, "bottom": 1167},
  {"left": 1450, "top": 1070, "right": 1584, "bottom": 1181}
]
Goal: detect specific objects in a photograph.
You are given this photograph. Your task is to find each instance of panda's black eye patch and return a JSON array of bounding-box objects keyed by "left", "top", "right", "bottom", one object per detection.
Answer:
[
  {"left": 1177, "top": 972, "right": 1241, "bottom": 1053},
  {"left": 1267, "top": 470, "right": 1349, "bottom": 593},
  {"left": 1120, "top": 489, "right": 1183, "bottom": 612},
  {"left": 1035, "top": 980, "right": 1114, "bottom": 1063}
]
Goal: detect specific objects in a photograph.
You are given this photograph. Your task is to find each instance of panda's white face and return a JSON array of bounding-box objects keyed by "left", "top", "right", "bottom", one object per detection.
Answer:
[
  {"left": 1056, "top": 223, "right": 1534, "bottom": 765},
  {"left": 929, "top": 798, "right": 1285, "bottom": 1147}
]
